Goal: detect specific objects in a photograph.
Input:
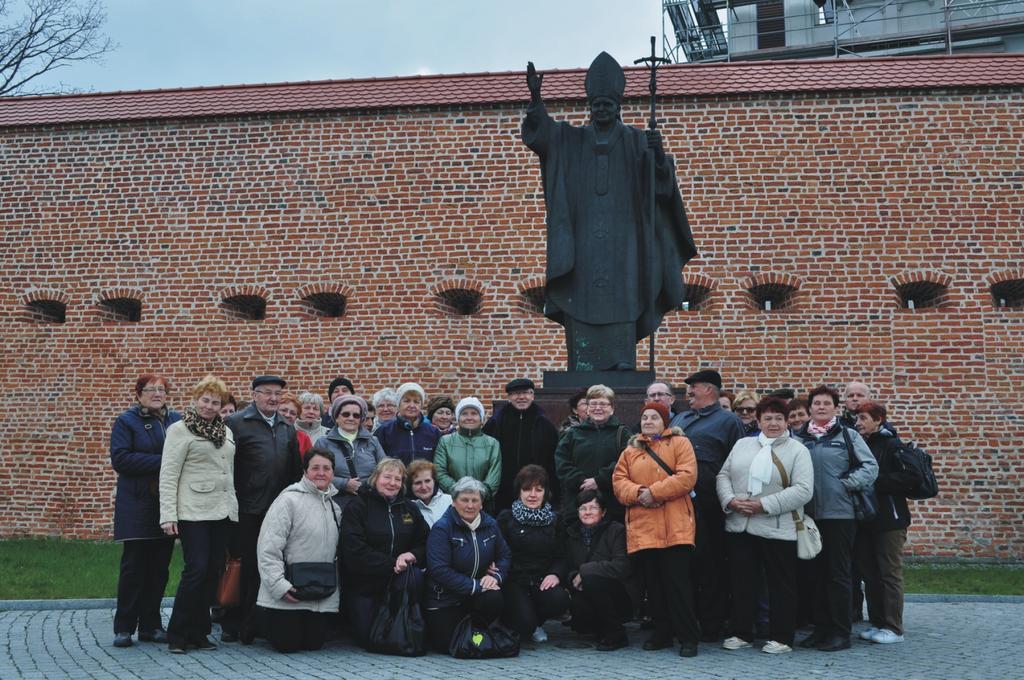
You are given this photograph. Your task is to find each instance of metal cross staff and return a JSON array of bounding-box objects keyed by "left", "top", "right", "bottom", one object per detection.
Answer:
[{"left": 634, "top": 36, "right": 670, "bottom": 375}]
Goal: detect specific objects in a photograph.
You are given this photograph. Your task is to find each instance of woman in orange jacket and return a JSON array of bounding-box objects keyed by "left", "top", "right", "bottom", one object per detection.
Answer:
[{"left": 613, "top": 401, "right": 700, "bottom": 658}]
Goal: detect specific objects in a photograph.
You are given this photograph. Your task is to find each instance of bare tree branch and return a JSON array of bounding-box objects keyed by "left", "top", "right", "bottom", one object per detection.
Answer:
[{"left": 0, "top": 0, "right": 115, "bottom": 96}]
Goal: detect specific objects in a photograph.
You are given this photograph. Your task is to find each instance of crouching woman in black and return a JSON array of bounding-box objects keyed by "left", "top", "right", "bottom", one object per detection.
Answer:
[
  {"left": 498, "top": 464, "right": 570, "bottom": 643},
  {"left": 565, "top": 489, "right": 639, "bottom": 651},
  {"left": 339, "top": 458, "right": 430, "bottom": 648},
  {"left": 425, "top": 476, "right": 512, "bottom": 654}
]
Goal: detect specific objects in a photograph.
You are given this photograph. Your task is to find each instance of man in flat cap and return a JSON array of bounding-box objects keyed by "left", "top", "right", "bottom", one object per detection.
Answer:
[
  {"left": 523, "top": 53, "right": 697, "bottom": 371},
  {"left": 669, "top": 369, "right": 744, "bottom": 642},
  {"left": 223, "top": 375, "right": 301, "bottom": 643},
  {"left": 483, "top": 378, "right": 559, "bottom": 510}
]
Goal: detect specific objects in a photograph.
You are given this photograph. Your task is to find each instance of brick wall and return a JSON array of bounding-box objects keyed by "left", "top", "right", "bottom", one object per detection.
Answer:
[{"left": 2, "top": 87, "right": 1022, "bottom": 560}]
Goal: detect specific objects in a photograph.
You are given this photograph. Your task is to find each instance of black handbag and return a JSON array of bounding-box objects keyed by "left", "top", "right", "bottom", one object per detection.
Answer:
[
  {"left": 367, "top": 575, "right": 426, "bottom": 656},
  {"left": 284, "top": 561, "right": 337, "bottom": 601},
  {"left": 842, "top": 427, "right": 878, "bottom": 522},
  {"left": 448, "top": 615, "right": 520, "bottom": 659}
]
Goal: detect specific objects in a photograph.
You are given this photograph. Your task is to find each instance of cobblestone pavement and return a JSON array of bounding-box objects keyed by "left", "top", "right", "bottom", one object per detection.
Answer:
[{"left": 1, "top": 601, "right": 1021, "bottom": 680}]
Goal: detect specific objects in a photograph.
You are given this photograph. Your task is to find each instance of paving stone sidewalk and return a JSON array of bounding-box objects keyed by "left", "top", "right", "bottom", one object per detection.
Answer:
[{"left": 1, "top": 601, "right": 1021, "bottom": 680}]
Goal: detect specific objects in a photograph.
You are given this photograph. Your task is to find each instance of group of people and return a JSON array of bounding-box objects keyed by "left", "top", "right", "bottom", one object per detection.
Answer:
[{"left": 109, "top": 370, "right": 922, "bottom": 658}]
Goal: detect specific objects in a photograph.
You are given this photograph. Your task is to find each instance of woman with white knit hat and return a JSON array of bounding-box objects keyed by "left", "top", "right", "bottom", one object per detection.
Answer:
[
  {"left": 432, "top": 397, "right": 502, "bottom": 509},
  {"left": 372, "top": 382, "right": 442, "bottom": 465}
]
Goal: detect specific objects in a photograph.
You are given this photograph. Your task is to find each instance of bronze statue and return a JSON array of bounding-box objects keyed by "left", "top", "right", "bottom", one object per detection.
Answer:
[{"left": 522, "top": 51, "right": 697, "bottom": 372}]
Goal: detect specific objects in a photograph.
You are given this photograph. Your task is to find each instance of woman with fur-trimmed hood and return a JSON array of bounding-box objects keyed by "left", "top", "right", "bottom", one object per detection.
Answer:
[{"left": 612, "top": 401, "right": 700, "bottom": 658}]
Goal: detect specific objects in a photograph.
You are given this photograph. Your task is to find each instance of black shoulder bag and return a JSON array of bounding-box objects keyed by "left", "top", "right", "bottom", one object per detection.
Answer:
[
  {"left": 641, "top": 442, "right": 675, "bottom": 478},
  {"left": 285, "top": 499, "right": 340, "bottom": 601},
  {"left": 841, "top": 426, "right": 877, "bottom": 523}
]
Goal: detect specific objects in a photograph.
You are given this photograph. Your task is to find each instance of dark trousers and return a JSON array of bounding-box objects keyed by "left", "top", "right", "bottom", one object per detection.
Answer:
[
  {"left": 636, "top": 545, "right": 699, "bottom": 645},
  {"left": 344, "top": 568, "right": 424, "bottom": 647},
  {"left": 812, "top": 519, "right": 856, "bottom": 638},
  {"left": 727, "top": 532, "right": 799, "bottom": 646},
  {"left": 855, "top": 528, "right": 907, "bottom": 635},
  {"left": 570, "top": 575, "right": 632, "bottom": 638},
  {"left": 167, "top": 519, "right": 230, "bottom": 644},
  {"left": 113, "top": 537, "right": 175, "bottom": 634},
  {"left": 223, "top": 512, "right": 264, "bottom": 635},
  {"left": 424, "top": 590, "right": 504, "bottom": 654},
  {"left": 501, "top": 581, "right": 570, "bottom": 637},
  {"left": 263, "top": 609, "right": 330, "bottom": 653},
  {"left": 693, "top": 492, "right": 730, "bottom": 637}
]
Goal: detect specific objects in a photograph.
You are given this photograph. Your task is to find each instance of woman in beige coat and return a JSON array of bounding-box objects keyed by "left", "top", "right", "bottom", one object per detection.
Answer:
[
  {"left": 159, "top": 375, "right": 237, "bottom": 654},
  {"left": 256, "top": 447, "right": 340, "bottom": 653},
  {"left": 716, "top": 396, "right": 813, "bottom": 655}
]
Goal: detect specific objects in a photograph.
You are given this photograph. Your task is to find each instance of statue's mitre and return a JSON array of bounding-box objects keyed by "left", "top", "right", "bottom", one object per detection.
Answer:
[{"left": 584, "top": 51, "right": 626, "bottom": 103}]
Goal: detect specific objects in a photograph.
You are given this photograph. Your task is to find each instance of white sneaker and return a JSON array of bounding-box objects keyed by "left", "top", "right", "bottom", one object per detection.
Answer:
[
  {"left": 858, "top": 627, "right": 881, "bottom": 641},
  {"left": 870, "top": 629, "right": 904, "bottom": 644},
  {"left": 722, "top": 636, "right": 752, "bottom": 650},
  {"left": 531, "top": 626, "right": 548, "bottom": 643},
  {"left": 762, "top": 640, "right": 792, "bottom": 654}
]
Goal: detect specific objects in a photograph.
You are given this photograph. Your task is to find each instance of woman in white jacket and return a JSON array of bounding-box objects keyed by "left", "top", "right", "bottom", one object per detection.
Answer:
[
  {"left": 406, "top": 460, "right": 453, "bottom": 527},
  {"left": 256, "top": 447, "right": 341, "bottom": 653},
  {"left": 716, "top": 397, "right": 813, "bottom": 655}
]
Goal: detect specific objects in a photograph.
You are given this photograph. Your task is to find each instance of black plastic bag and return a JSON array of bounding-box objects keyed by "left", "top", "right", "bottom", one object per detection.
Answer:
[
  {"left": 448, "top": 615, "right": 520, "bottom": 659},
  {"left": 367, "top": 580, "right": 426, "bottom": 656}
]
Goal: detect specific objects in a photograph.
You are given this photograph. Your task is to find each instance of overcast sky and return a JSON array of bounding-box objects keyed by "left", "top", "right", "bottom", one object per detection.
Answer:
[{"left": 26, "top": 0, "right": 668, "bottom": 94}]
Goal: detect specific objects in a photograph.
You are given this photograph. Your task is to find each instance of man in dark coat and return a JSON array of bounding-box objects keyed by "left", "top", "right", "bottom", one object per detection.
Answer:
[
  {"left": 223, "top": 375, "right": 302, "bottom": 642},
  {"left": 522, "top": 52, "right": 697, "bottom": 371},
  {"left": 483, "top": 378, "right": 560, "bottom": 511}
]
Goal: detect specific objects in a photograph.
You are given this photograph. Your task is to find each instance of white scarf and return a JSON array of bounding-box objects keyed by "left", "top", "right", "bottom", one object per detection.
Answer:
[
  {"left": 464, "top": 514, "right": 482, "bottom": 531},
  {"left": 747, "top": 432, "right": 782, "bottom": 496}
]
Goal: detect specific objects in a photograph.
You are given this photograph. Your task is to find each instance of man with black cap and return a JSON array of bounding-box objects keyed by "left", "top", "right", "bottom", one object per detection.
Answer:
[
  {"left": 223, "top": 375, "right": 302, "bottom": 643},
  {"left": 669, "top": 369, "right": 743, "bottom": 642},
  {"left": 483, "top": 378, "right": 559, "bottom": 511},
  {"left": 321, "top": 377, "right": 355, "bottom": 429}
]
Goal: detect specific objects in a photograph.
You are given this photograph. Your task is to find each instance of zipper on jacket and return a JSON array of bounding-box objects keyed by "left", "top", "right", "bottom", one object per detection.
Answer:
[
  {"left": 471, "top": 529, "right": 480, "bottom": 578},
  {"left": 409, "top": 429, "right": 415, "bottom": 461},
  {"left": 388, "top": 499, "right": 397, "bottom": 557}
]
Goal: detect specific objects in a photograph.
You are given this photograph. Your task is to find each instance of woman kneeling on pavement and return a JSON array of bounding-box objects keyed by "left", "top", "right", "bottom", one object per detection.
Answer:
[
  {"left": 340, "top": 457, "right": 430, "bottom": 648},
  {"left": 716, "top": 396, "right": 813, "bottom": 654},
  {"left": 255, "top": 448, "right": 341, "bottom": 653},
  {"left": 565, "top": 489, "right": 639, "bottom": 651},
  {"left": 612, "top": 401, "right": 700, "bottom": 657},
  {"left": 425, "top": 476, "right": 512, "bottom": 653},
  {"left": 497, "top": 464, "right": 570, "bottom": 643}
]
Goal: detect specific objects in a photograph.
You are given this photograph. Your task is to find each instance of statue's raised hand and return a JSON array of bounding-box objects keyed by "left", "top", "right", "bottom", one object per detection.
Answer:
[{"left": 526, "top": 61, "right": 544, "bottom": 100}]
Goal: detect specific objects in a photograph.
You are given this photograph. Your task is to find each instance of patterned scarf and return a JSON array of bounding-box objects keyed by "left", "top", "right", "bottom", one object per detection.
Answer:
[
  {"left": 807, "top": 417, "right": 837, "bottom": 438},
  {"left": 511, "top": 499, "right": 556, "bottom": 527},
  {"left": 182, "top": 407, "right": 226, "bottom": 448}
]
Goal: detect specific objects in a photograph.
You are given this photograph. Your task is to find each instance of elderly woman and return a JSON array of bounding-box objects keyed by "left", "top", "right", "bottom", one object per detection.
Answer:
[
  {"left": 110, "top": 374, "right": 182, "bottom": 648},
  {"left": 794, "top": 385, "right": 878, "bottom": 652},
  {"left": 497, "top": 465, "right": 569, "bottom": 643},
  {"left": 716, "top": 397, "right": 814, "bottom": 654},
  {"left": 433, "top": 397, "right": 502, "bottom": 506},
  {"left": 733, "top": 390, "right": 759, "bottom": 437},
  {"left": 256, "top": 448, "right": 341, "bottom": 653},
  {"left": 407, "top": 460, "right": 454, "bottom": 527},
  {"left": 853, "top": 401, "right": 921, "bottom": 645},
  {"left": 159, "top": 375, "right": 237, "bottom": 654},
  {"left": 427, "top": 396, "right": 457, "bottom": 435},
  {"left": 315, "top": 394, "right": 386, "bottom": 510},
  {"left": 339, "top": 457, "right": 430, "bottom": 647},
  {"left": 559, "top": 390, "right": 589, "bottom": 435},
  {"left": 375, "top": 383, "right": 441, "bottom": 464},
  {"left": 425, "top": 476, "right": 512, "bottom": 654},
  {"left": 555, "top": 384, "right": 630, "bottom": 522},
  {"left": 295, "top": 392, "right": 329, "bottom": 443},
  {"left": 371, "top": 388, "right": 399, "bottom": 431},
  {"left": 565, "top": 489, "right": 639, "bottom": 651},
  {"left": 613, "top": 401, "right": 699, "bottom": 657},
  {"left": 278, "top": 393, "right": 312, "bottom": 457}
]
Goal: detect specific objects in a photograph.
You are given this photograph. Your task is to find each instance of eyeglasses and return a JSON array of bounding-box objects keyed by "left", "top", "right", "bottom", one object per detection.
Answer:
[
  {"left": 647, "top": 391, "right": 673, "bottom": 399},
  {"left": 735, "top": 407, "right": 755, "bottom": 414},
  {"left": 338, "top": 411, "right": 361, "bottom": 419},
  {"left": 141, "top": 388, "right": 167, "bottom": 395},
  {"left": 255, "top": 390, "right": 283, "bottom": 398},
  {"left": 589, "top": 400, "right": 611, "bottom": 408}
]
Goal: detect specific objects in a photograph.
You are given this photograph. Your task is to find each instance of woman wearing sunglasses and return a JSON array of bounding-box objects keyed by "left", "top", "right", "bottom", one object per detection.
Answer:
[{"left": 315, "top": 394, "right": 386, "bottom": 510}]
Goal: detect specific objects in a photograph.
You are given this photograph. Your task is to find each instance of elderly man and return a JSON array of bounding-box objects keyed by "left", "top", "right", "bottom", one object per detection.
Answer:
[
  {"left": 632, "top": 380, "right": 679, "bottom": 433},
  {"left": 483, "top": 378, "right": 559, "bottom": 511},
  {"left": 223, "top": 375, "right": 302, "bottom": 643},
  {"left": 669, "top": 369, "right": 744, "bottom": 642}
]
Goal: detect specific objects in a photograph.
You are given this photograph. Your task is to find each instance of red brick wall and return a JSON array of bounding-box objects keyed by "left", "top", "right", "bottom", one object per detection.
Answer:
[{"left": 2, "top": 88, "right": 1022, "bottom": 560}]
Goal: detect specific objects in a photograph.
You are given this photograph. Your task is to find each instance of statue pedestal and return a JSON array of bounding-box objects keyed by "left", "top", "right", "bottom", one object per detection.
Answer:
[{"left": 542, "top": 370, "right": 654, "bottom": 390}]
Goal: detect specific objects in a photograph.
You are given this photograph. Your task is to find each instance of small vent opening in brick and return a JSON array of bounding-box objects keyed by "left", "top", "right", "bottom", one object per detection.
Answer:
[
  {"left": 522, "top": 286, "right": 544, "bottom": 314},
  {"left": 896, "top": 281, "right": 947, "bottom": 310},
  {"left": 222, "top": 294, "right": 267, "bottom": 320},
  {"left": 437, "top": 288, "right": 482, "bottom": 316},
  {"left": 99, "top": 297, "right": 142, "bottom": 322},
  {"left": 991, "top": 279, "right": 1024, "bottom": 308},
  {"left": 302, "top": 292, "right": 347, "bottom": 318},
  {"left": 26, "top": 299, "right": 67, "bottom": 323},
  {"left": 680, "top": 284, "right": 712, "bottom": 312},
  {"left": 749, "top": 283, "right": 796, "bottom": 311}
]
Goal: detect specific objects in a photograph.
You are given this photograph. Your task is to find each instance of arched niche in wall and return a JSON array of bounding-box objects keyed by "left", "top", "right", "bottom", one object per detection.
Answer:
[
  {"left": 986, "top": 269, "right": 1024, "bottom": 309},
  {"left": 97, "top": 288, "right": 144, "bottom": 322},
  {"left": 22, "top": 289, "right": 69, "bottom": 323},
  {"left": 431, "top": 278, "right": 485, "bottom": 316},
  {"left": 743, "top": 273, "right": 803, "bottom": 312},
  {"left": 296, "top": 283, "right": 352, "bottom": 318},
  {"left": 219, "top": 285, "right": 269, "bottom": 321},
  {"left": 679, "top": 273, "right": 716, "bottom": 312},
  {"left": 890, "top": 271, "right": 952, "bottom": 310}
]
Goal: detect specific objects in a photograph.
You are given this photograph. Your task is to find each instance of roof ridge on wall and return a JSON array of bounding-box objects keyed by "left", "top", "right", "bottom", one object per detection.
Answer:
[{"left": 2, "top": 53, "right": 1023, "bottom": 128}]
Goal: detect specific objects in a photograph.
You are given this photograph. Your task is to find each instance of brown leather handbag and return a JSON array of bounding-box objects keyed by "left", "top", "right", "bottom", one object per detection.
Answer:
[{"left": 216, "top": 557, "right": 242, "bottom": 608}]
